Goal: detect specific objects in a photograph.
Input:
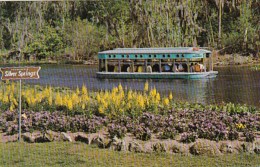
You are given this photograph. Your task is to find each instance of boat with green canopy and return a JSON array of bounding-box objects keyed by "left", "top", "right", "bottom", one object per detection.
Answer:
[{"left": 96, "top": 47, "right": 218, "bottom": 79}]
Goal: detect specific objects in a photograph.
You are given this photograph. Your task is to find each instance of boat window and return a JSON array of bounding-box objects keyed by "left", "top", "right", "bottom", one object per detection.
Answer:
[
  {"left": 177, "top": 54, "right": 179, "bottom": 58},
  {"left": 113, "top": 55, "right": 116, "bottom": 58},
  {"left": 126, "top": 55, "right": 129, "bottom": 58},
  {"left": 182, "top": 54, "right": 185, "bottom": 57},
  {"left": 140, "top": 55, "right": 143, "bottom": 58},
  {"left": 154, "top": 55, "right": 157, "bottom": 58},
  {"left": 163, "top": 55, "right": 165, "bottom": 58},
  {"left": 122, "top": 55, "right": 125, "bottom": 58},
  {"left": 149, "top": 55, "right": 152, "bottom": 58},
  {"left": 167, "top": 55, "right": 170, "bottom": 58},
  {"left": 109, "top": 55, "right": 111, "bottom": 58},
  {"left": 135, "top": 55, "right": 138, "bottom": 58}
]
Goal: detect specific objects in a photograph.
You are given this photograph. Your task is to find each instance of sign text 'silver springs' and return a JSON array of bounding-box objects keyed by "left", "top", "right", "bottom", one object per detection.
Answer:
[{"left": 0, "top": 67, "right": 41, "bottom": 80}]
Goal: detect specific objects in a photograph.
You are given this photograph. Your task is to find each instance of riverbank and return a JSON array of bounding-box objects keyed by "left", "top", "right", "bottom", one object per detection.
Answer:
[
  {"left": 1, "top": 52, "right": 259, "bottom": 67},
  {"left": 213, "top": 52, "right": 260, "bottom": 67}
]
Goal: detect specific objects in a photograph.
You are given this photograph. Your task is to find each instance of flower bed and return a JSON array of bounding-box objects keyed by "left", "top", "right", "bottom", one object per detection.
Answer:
[
  {"left": 0, "top": 82, "right": 259, "bottom": 155},
  {"left": 0, "top": 108, "right": 259, "bottom": 143}
]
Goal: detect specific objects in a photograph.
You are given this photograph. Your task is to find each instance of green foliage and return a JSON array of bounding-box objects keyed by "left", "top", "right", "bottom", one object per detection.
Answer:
[
  {"left": 25, "top": 25, "right": 65, "bottom": 60},
  {"left": 0, "top": 0, "right": 259, "bottom": 61}
]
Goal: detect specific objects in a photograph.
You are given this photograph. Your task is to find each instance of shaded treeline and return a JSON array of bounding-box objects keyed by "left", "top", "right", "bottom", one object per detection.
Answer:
[{"left": 0, "top": 0, "right": 259, "bottom": 61}]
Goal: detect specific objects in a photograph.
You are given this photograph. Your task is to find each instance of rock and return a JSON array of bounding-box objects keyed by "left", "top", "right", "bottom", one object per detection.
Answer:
[
  {"left": 152, "top": 142, "right": 167, "bottom": 152},
  {"left": 110, "top": 136, "right": 127, "bottom": 151},
  {"left": 22, "top": 132, "right": 35, "bottom": 143},
  {"left": 0, "top": 133, "right": 18, "bottom": 143},
  {"left": 128, "top": 141, "right": 143, "bottom": 153},
  {"left": 44, "top": 130, "right": 59, "bottom": 142},
  {"left": 34, "top": 132, "right": 48, "bottom": 143},
  {"left": 242, "top": 142, "right": 255, "bottom": 154},
  {"left": 61, "top": 132, "right": 72, "bottom": 142},
  {"left": 171, "top": 141, "right": 189, "bottom": 155},
  {"left": 75, "top": 132, "right": 89, "bottom": 144},
  {"left": 254, "top": 140, "right": 260, "bottom": 154},
  {"left": 90, "top": 134, "right": 109, "bottom": 148},
  {"left": 143, "top": 141, "right": 167, "bottom": 153},
  {"left": 190, "top": 139, "right": 221, "bottom": 156},
  {"left": 220, "top": 142, "right": 233, "bottom": 153},
  {"left": 143, "top": 142, "right": 154, "bottom": 153},
  {"left": 88, "top": 133, "right": 99, "bottom": 145},
  {"left": 220, "top": 141, "right": 243, "bottom": 154}
]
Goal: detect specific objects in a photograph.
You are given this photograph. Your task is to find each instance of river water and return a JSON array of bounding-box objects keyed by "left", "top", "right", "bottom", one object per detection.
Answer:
[{"left": 1, "top": 64, "right": 260, "bottom": 107}]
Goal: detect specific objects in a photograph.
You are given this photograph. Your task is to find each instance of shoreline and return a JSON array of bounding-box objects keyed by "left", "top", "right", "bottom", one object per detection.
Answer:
[{"left": 0, "top": 54, "right": 259, "bottom": 67}]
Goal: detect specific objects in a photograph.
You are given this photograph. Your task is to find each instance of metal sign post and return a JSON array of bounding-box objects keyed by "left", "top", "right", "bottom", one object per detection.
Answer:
[
  {"left": 19, "top": 79, "right": 22, "bottom": 141},
  {"left": 0, "top": 67, "right": 41, "bottom": 142}
]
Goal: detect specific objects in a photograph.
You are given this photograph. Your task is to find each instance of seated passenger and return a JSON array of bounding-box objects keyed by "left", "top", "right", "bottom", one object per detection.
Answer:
[
  {"left": 199, "top": 63, "right": 205, "bottom": 72},
  {"left": 114, "top": 65, "right": 118, "bottom": 72},
  {"left": 194, "top": 63, "right": 201, "bottom": 72},
  {"left": 182, "top": 63, "right": 188, "bottom": 72},
  {"left": 163, "top": 65, "right": 171, "bottom": 72},
  {"left": 152, "top": 64, "right": 160, "bottom": 72},
  {"left": 121, "top": 64, "right": 130, "bottom": 72},
  {"left": 137, "top": 66, "right": 143, "bottom": 72},
  {"left": 190, "top": 63, "right": 194, "bottom": 72},
  {"left": 178, "top": 63, "right": 184, "bottom": 72},
  {"left": 147, "top": 65, "right": 152, "bottom": 73},
  {"left": 173, "top": 63, "right": 179, "bottom": 72}
]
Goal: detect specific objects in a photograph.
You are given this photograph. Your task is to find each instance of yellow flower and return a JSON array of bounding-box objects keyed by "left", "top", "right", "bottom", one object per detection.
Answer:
[
  {"left": 67, "top": 98, "right": 73, "bottom": 110},
  {"left": 48, "top": 95, "right": 52, "bottom": 106},
  {"left": 10, "top": 104, "right": 14, "bottom": 111},
  {"left": 169, "top": 92, "right": 173, "bottom": 100},
  {"left": 127, "top": 103, "right": 131, "bottom": 109},
  {"left": 137, "top": 94, "right": 145, "bottom": 109},
  {"left": 149, "top": 87, "right": 157, "bottom": 97},
  {"left": 3, "top": 95, "right": 9, "bottom": 103},
  {"left": 72, "top": 93, "right": 79, "bottom": 104},
  {"left": 156, "top": 93, "right": 161, "bottom": 102},
  {"left": 163, "top": 97, "right": 169, "bottom": 106},
  {"left": 82, "top": 84, "right": 88, "bottom": 95},
  {"left": 96, "top": 94, "right": 101, "bottom": 103},
  {"left": 81, "top": 103, "right": 86, "bottom": 110},
  {"left": 144, "top": 82, "right": 149, "bottom": 92},
  {"left": 98, "top": 106, "right": 104, "bottom": 113},
  {"left": 118, "top": 84, "right": 123, "bottom": 92},
  {"left": 76, "top": 86, "right": 80, "bottom": 95},
  {"left": 55, "top": 92, "right": 63, "bottom": 106},
  {"left": 236, "top": 123, "right": 246, "bottom": 129},
  {"left": 127, "top": 90, "right": 133, "bottom": 100}
]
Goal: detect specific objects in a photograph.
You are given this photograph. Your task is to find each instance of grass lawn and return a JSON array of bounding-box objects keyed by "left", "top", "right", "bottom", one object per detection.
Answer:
[{"left": 0, "top": 142, "right": 259, "bottom": 167}]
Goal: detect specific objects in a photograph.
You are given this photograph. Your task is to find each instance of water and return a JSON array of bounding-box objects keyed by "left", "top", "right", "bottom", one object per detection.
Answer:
[{"left": 1, "top": 64, "right": 260, "bottom": 107}]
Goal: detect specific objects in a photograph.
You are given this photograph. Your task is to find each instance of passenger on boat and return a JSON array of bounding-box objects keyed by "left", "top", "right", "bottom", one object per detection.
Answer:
[
  {"left": 137, "top": 66, "right": 143, "bottom": 72},
  {"left": 122, "top": 64, "right": 130, "bottom": 72},
  {"left": 194, "top": 63, "right": 201, "bottom": 72},
  {"left": 114, "top": 65, "right": 118, "bottom": 72},
  {"left": 152, "top": 64, "right": 160, "bottom": 72},
  {"left": 190, "top": 63, "right": 194, "bottom": 72},
  {"left": 178, "top": 63, "right": 184, "bottom": 72},
  {"left": 182, "top": 63, "right": 188, "bottom": 72},
  {"left": 173, "top": 63, "right": 179, "bottom": 72},
  {"left": 163, "top": 64, "right": 171, "bottom": 72},
  {"left": 147, "top": 65, "right": 152, "bottom": 73},
  {"left": 199, "top": 63, "right": 205, "bottom": 72}
]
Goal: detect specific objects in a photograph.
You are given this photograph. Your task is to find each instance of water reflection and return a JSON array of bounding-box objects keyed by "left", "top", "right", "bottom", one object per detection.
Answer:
[{"left": 0, "top": 64, "right": 259, "bottom": 107}]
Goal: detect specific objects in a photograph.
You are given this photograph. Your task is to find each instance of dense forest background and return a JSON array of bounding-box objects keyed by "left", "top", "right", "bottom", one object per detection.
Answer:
[{"left": 0, "top": 0, "right": 259, "bottom": 61}]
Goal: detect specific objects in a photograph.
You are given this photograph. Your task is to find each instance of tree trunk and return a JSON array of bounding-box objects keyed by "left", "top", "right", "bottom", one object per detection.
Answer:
[{"left": 218, "top": 0, "right": 222, "bottom": 48}]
